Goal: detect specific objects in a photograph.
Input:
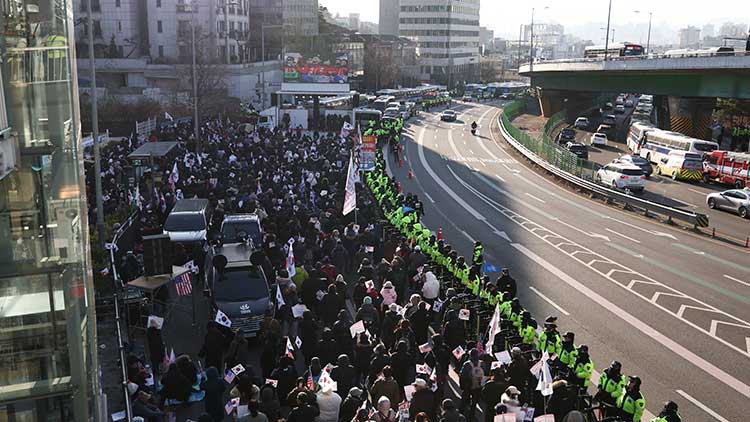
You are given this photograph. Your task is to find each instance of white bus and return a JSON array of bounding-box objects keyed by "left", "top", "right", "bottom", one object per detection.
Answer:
[
  {"left": 627, "top": 121, "right": 656, "bottom": 153},
  {"left": 634, "top": 128, "right": 719, "bottom": 164}
]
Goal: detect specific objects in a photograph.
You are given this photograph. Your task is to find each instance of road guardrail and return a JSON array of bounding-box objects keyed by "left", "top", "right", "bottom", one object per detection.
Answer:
[{"left": 498, "top": 109, "right": 710, "bottom": 228}]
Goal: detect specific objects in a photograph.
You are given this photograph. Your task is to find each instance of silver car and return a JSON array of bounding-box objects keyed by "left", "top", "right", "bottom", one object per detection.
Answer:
[{"left": 706, "top": 189, "right": 750, "bottom": 218}]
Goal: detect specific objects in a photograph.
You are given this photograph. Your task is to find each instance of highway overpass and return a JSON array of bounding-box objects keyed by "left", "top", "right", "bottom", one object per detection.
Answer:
[{"left": 519, "top": 53, "right": 750, "bottom": 138}]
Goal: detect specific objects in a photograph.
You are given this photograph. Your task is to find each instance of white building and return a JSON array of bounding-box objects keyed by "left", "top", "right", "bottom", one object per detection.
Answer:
[
  {"left": 678, "top": 26, "right": 701, "bottom": 48},
  {"left": 399, "top": 0, "right": 481, "bottom": 87},
  {"left": 379, "top": 0, "right": 400, "bottom": 36},
  {"left": 283, "top": 0, "right": 319, "bottom": 36},
  {"left": 75, "top": 0, "right": 250, "bottom": 63}
]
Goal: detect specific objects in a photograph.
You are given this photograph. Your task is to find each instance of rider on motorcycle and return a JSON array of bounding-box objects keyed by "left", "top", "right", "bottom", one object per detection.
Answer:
[{"left": 471, "top": 121, "right": 478, "bottom": 135}]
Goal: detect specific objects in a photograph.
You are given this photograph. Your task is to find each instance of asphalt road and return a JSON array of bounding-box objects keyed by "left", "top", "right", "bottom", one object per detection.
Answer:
[
  {"left": 388, "top": 100, "right": 750, "bottom": 422},
  {"left": 560, "top": 98, "right": 750, "bottom": 243}
]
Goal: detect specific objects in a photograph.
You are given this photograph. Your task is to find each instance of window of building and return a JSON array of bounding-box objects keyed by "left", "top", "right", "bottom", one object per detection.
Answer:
[
  {"left": 158, "top": 45, "right": 164, "bottom": 57},
  {"left": 115, "top": 0, "right": 120, "bottom": 6},
  {"left": 156, "top": 0, "right": 161, "bottom": 7},
  {"left": 118, "top": 21, "right": 122, "bottom": 32},
  {"left": 157, "top": 20, "right": 163, "bottom": 33}
]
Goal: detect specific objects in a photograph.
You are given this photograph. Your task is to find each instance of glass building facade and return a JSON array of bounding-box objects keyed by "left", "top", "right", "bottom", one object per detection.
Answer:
[{"left": 0, "top": 1, "right": 99, "bottom": 421}]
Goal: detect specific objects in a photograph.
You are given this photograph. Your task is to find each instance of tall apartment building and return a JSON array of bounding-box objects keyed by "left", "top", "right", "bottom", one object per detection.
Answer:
[
  {"left": 678, "top": 26, "right": 701, "bottom": 48},
  {"left": 74, "top": 0, "right": 148, "bottom": 58},
  {"left": 0, "top": 1, "right": 100, "bottom": 420},
  {"left": 283, "top": 0, "right": 319, "bottom": 37},
  {"left": 399, "top": 0, "right": 481, "bottom": 87},
  {"left": 248, "top": 0, "right": 283, "bottom": 61},
  {"left": 719, "top": 22, "right": 747, "bottom": 39},
  {"left": 379, "top": 0, "right": 400, "bottom": 36},
  {"left": 75, "top": 0, "right": 251, "bottom": 63}
]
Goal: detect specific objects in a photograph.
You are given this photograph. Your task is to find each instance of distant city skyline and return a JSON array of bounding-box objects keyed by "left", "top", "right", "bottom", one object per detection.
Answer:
[{"left": 320, "top": 0, "right": 749, "bottom": 44}]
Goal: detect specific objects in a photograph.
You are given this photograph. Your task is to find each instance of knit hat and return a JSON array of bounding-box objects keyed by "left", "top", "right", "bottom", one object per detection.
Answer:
[
  {"left": 348, "top": 387, "right": 364, "bottom": 400},
  {"left": 383, "top": 281, "right": 394, "bottom": 289},
  {"left": 363, "top": 296, "right": 372, "bottom": 305},
  {"left": 389, "top": 303, "right": 399, "bottom": 312}
]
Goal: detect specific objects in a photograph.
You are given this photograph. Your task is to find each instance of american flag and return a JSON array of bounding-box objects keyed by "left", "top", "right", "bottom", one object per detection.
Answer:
[{"left": 174, "top": 272, "right": 193, "bottom": 296}]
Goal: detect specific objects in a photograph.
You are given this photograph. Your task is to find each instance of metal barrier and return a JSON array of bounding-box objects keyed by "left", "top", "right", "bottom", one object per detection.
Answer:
[
  {"left": 499, "top": 104, "right": 709, "bottom": 228},
  {"left": 108, "top": 210, "right": 141, "bottom": 422}
]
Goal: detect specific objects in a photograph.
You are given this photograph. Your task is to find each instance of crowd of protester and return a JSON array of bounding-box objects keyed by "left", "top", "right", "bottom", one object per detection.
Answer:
[{"left": 106, "top": 104, "right": 681, "bottom": 422}]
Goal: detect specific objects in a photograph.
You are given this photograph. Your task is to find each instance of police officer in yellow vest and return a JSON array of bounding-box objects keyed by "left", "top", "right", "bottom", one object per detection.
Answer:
[
  {"left": 572, "top": 344, "right": 593, "bottom": 390},
  {"left": 596, "top": 360, "right": 626, "bottom": 416},
  {"left": 616, "top": 375, "right": 646, "bottom": 422},
  {"left": 650, "top": 401, "right": 681, "bottom": 422},
  {"left": 557, "top": 331, "right": 578, "bottom": 372},
  {"left": 472, "top": 241, "right": 483, "bottom": 266},
  {"left": 537, "top": 321, "right": 562, "bottom": 356}
]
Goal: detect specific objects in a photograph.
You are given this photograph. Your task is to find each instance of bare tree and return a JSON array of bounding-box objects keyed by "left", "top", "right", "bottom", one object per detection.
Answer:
[{"left": 177, "top": 26, "right": 231, "bottom": 117}]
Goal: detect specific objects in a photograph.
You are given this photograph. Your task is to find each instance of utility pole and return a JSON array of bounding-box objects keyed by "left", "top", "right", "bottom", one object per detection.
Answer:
[
  {"left": 604, "top": 0, "right": 613, "bottom": 61},
  {"left": 517, "top": 24, "right": 522, "bottom": 70},
  {"left": 529, "top": 8, "right": 535, "bottom": 71},
  {"left": 224, "top": 0, "right": 230, "bottom": 64},
  {"left": 635, "top": 10, "right": 653, "bottom": 54},
  {"left": 261, "top": 24, "right": 282, "bottom": 110},
  {"left": 191, "top": 0, "right": 201, "bottom": 154},
  {"left": 86, "top": 0, "right": 105, "bottom": 248}
]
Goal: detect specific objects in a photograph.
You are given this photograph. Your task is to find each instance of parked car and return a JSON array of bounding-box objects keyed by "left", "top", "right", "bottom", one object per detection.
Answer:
[
  {"left": 205, "top": 243, "right": 273, "bottom": 337},
  {"left": 164, "top": 198, "right": 213, "bottom": 243},
  {"left": 574, "top": 117, "right": 590, "bottom": 129},
  {"left": 625, "top": 100, "right": 634, "bottom": 107},
  {"left": 220, "top": 214, "right": 263, "bottom": 246},
  {"left": 615, "top": 105, "right": 626, "bottom": 114},
  {"left": 590, "top": 132, "right": 608, "bottom": 147},
  {"left": 613, "top": 154, "right": 653, "bottom": 177},
  {"left": 440, "top": 109, "right": 457, "bottom": 122},
  {"left": 557, "top": 128, "right": 577, "bottom": 143},
  {"left": 565, "top": 142, "right": 589, "bottom": 159},
  {"left": 706, "top": 189, "right": 750, "bottom": 218},
  {"left": 602, "top": 115, "right": 617, "bottom": 126},
  {"left": 596, "top": 163, "right": 646, "bottom": 192}
]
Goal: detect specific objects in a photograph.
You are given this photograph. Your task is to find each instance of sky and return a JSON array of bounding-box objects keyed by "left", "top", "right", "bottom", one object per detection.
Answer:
[{"left": 320, "top": 0, "right": 750, "bottom": 42}]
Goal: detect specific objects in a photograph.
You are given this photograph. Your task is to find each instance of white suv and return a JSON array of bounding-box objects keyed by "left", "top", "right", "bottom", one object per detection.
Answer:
[
  {"left": 590, "top": 132, "right": 608, "bottom": 147},
  {"left": 596, "top": 163, "right": 646, "bottom": 192}
]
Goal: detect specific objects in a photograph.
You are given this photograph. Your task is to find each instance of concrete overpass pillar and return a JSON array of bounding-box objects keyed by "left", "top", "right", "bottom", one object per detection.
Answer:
[
  {"left": 536, "top": 88, "right": 566, "bottom": 118},
  {"left": 667, "top": 96, "right": 716, "bottom": 140}
]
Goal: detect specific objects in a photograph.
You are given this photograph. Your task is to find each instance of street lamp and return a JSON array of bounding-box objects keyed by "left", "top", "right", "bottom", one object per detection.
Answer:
[
  {"left": 190, "top": 0, "right": 200, "bottom": 154},
  {"left": 601, "top": 27, "right": 615, "bottom": 43},
  {"left": 603, "top": 0, "right": 613, "bottom": 61},
  {"left": 634, "top": 10, "right": 653, "bottom": 55},
  {"left": 529, "top": 6, "right": 549, "bottom": 71},
  {"left": 261, "top": 24, "right": 282, "bottom": 110}
]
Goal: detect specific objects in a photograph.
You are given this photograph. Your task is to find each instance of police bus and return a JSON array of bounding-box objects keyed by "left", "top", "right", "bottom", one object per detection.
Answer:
[
  {"left": 632, "top": 128, "right": 719, "bottom": 164},
  {"left": 584, "top": 43, "right": 644, "bottom": 58}
]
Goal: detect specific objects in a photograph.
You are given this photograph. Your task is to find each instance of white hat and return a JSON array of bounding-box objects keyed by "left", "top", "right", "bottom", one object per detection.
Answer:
[
  {"left": 413, "top": 378, "right": 428, "bottom": 388},
  {"left": 506, "top": 386, "right": 521, "bottom": 395}
]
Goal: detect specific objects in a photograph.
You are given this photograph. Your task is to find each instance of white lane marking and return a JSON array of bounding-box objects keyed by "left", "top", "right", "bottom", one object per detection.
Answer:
[
  {"left": 525, "top": 192, "right": 546, "bottom": 203},
  {"left": 670, "top": 197, "right": 697, "bottom": 208},
  {"left": 423, "top": 192, "right": 436, "bottom": 204},
  {"left": 502, "top": 163, "right": 520, "bottom": 174},
  {"left": 675, "top": 390, "right": 730, "bottom": 422},
  {"left": 606, "top": 217, "right": 678, "bottom": 240},
  {"left": 416, "top": 126, "right": 485, "bottom": 221},
  {"left": 450, "top": 167, "right": 750, "bottom": 360},
  {"left": 672, "top": 243, "right": 750, "bottom": 274},
  {"left": 529, "top": 286, "right": 570, "bottom": 316},
  {"left": 460, "top": 230, "right": 476, "bottom": 243},
  {"left": 496, "top": 174, "right": 506, "bottom": 182},
  {"left": 604, "top": 228, "right": 642, "bottom": 244},
  {"left": 688, "top": 188, "right": 707, "bottom": 195},
  {"left": 549, "top": 217, "right": 611, "bottom": 241},
  {"left": 512, "top": 242, "right": 750, "bottom": 399},
  {"left": 482, "top": 220, "right": 512, "bottom": 242},
  {"left": 480, "top": 161, "right": 487, "bottom": 167},
  {"left": 724, "top": 274, "right": 750, "bottom": 288}
]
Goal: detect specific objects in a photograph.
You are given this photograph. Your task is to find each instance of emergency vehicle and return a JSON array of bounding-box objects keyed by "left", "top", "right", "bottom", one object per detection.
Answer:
[{"left": 703, "top": 150, "right": 750, "bottom": 189}]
